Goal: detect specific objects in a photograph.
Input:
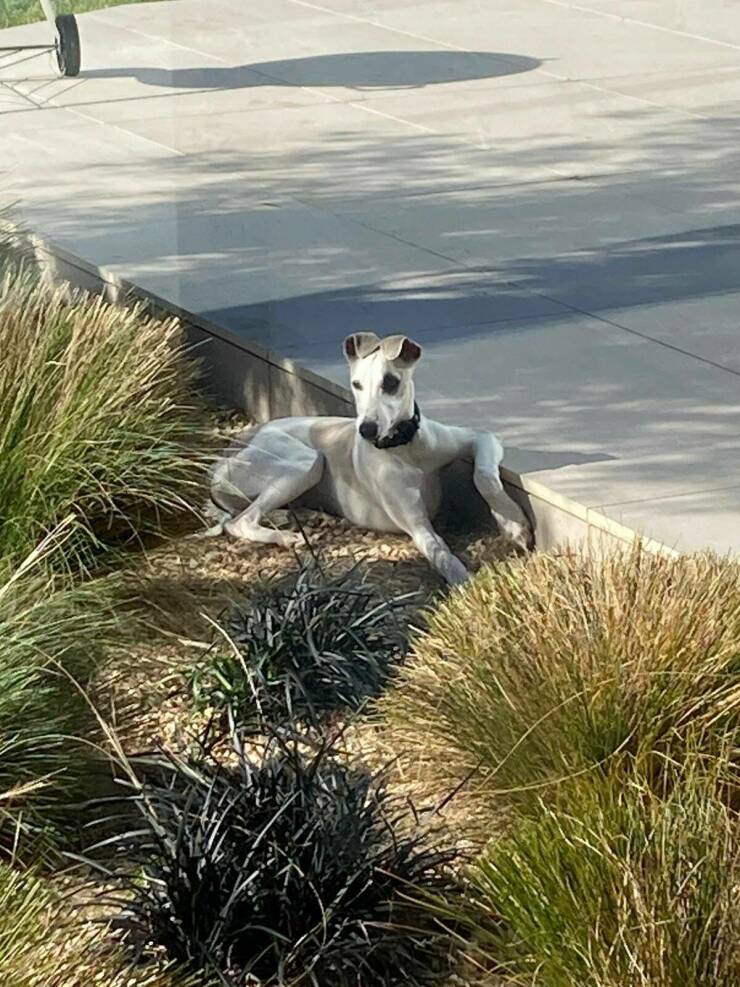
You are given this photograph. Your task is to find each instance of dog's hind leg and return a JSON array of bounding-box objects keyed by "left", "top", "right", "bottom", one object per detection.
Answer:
[{"left": 220, "top": 437, "right": 324, "bottom": 548}]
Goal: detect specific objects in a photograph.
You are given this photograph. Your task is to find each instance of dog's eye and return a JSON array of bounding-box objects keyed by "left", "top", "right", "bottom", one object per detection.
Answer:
[
  {"left": 352, "top": 380, "right": 362, "bottom": 390},
  {"left": 381, "top": 373, "right": 400, "bottom": 395}
]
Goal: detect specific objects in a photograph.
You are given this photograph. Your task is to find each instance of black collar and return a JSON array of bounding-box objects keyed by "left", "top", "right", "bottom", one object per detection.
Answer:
[{"left": 375, "top": 402, "right": 421, "bottom": 450}]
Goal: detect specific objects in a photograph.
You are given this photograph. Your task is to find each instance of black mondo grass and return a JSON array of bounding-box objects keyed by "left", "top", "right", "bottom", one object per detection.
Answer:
[
  {"left": 188, "top": 562, "right": 415, "bottom": 733},
  {"left": 83, "top": 737, "right": 458, "bottom": 987}
]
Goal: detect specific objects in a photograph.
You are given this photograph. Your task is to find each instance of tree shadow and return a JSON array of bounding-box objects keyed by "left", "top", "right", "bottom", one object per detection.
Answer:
[{"left": 83, "top": 50, "right": 541, "bottom": 91}]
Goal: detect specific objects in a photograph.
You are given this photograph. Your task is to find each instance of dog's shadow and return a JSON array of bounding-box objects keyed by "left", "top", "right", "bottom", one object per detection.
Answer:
[{"left": 438, "top": 459, "right": 529, "bottom": 534}]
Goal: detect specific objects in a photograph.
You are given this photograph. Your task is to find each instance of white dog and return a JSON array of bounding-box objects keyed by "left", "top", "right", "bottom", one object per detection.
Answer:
[{"left": 209, "top": 333, "right": 533, "bottom": 585}]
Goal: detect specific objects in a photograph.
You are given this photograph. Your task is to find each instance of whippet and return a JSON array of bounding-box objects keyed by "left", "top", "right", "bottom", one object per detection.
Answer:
[{"left": 209, "top": 333, "right": 533, "bottom": 585}]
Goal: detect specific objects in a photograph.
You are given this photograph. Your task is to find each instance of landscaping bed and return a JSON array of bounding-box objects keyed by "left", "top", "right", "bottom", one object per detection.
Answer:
[{"left": 1, "top": 242, "right": 738, "bottom": 987}]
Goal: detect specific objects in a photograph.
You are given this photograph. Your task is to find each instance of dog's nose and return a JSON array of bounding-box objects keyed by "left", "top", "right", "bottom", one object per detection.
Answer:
[{"left": 359, "top": 420, "right": 379, "bottom": 442}]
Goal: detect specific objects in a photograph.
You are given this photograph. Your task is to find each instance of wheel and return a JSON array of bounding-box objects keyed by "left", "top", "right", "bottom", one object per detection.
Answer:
[{"left": 55, "top": 14, "right": 80, "bottom": 77}]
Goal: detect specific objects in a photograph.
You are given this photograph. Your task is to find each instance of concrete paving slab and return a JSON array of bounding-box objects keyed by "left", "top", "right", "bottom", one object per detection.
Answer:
[
  {"left": 0, "top": 11, "right": 228, "bottom": 97},
  {"left": 495, "top": 222, "right": 740, "bottom": 321},
  {"left": 197, "top": 270, "right": 568, "bottom": 358},
  {"left": 552, "top": 0, "right": 740, "bottom": 47},
  {"left": 0, "top": 17, "right": 350, "bottom": 124},
  {"left": 87, "top": 0, "right": 538, "bottom": 103},
  {"left": 4, "top": 121, "right": 180, "bottom": 214},
  {"left": 100, "top": 98, "right": 574, "bottom": 195},
  {"left": 597, "top": 486, "right": 740, "bottom": 556},
  {"left": 3, "top": 124, "right": 179, "bottom": 211},
  {"left": 352, "top": 78, "right": 692, "bottom": 179},
  {"left": 19, "top": 65, "right": 335, "bottom": 116},
  {"left": 48, "top": 70, "right": 335, "bottom": 117},
  {"left": 5, "top": 156, "right": 456, "bottom": 314},
  {"left": 0, "top": 75, "right": 96, "bottom": 128},
  {"left": 330, "top": 173, "right": 740, "bottom": 278},
  {"left": 0, "top": 85, "right": 43, "bottom": 118},
  {"left": 599, "top": 294, "right": 740, "bottom": 376},
  {"left": 313, "top": 0, "right": 740, "bottom": 78},
  {"left": 585, "top": 66, "right": 740, "bottom": 117}
]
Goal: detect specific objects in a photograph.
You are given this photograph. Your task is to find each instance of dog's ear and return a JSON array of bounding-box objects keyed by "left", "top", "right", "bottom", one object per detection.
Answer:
[
  {"left": 344, "top": 332, "right": 380, "bottom": 362},
  {"left": 381, "top": 335, "right": 422, "bottom": 367}
]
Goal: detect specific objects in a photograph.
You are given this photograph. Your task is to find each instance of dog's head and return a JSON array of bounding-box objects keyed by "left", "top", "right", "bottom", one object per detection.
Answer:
[{"left": 343, "top": 332, "right": 422, "bottom": 447}]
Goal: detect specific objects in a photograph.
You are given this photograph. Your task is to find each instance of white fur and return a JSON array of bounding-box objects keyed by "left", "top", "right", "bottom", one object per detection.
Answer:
[{"left": 209, "top": 333, "right": 532, "bottom": 585}]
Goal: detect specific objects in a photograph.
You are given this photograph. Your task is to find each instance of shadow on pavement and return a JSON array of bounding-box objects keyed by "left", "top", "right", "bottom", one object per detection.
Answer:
[{"left": 83, "top": 50, "right": 542, "bottom": 90}]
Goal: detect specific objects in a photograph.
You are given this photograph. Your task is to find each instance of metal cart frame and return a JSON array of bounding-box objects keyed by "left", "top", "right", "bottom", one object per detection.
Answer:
[{"left": 0, "top": 1, "right": 81, "bottom": 77}]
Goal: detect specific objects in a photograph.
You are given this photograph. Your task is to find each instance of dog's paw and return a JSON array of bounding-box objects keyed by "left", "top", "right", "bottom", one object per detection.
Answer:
[
  {"left": 223, "top": 519, "right": 303, "bottom": 549},
  {"left": 444, "top": 556, "right": 471, "bottom": 587},
  {"left": 498, "top": 517, "right": 535, "bottom": 552},
  {"left": 274, "top": 530, "right": 303, "bottom": 549}
]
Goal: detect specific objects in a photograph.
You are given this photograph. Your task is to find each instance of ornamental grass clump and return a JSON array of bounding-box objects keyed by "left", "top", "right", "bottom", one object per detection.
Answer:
[
  {"left": 380, "top": 546, "right": 740, "bottom": 817},
  {"left": 0, "top": 531, "right": 119, "bottom": 856},
  {"left": 188, "top": 562, "right": 413, "bottom": 733},
  {"left": 451, "top": 757, "right": 740, "bottom": 987},
  {"left": 0, "top": 260, "right": 207, "bottom": 574},
  {"left": 84, "top": 732, "right": 457, "bottom": 987},
  {"left": 379, "top": 545, "right": 740, "bottom": 985}
]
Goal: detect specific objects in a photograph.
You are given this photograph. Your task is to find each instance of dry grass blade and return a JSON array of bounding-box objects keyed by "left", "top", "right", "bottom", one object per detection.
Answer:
[
  {"left": 455, "top": 757, "right": 740, "bottom": 987},
  {"left": 379, "top": 545, "right": 740, "bottom": 985}
]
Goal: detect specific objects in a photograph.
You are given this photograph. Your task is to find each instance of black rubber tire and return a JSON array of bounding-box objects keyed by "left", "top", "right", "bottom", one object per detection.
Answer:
[{"left": 55, "top": 14, "right": 81, "bottom": 77}]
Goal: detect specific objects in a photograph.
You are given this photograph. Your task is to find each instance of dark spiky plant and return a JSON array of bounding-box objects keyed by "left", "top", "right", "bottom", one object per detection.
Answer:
[
  {"left": 188, "top": 563, "right": 414, "bottom": 733},
  {"left": 83, "top": 732, "right": 458, "bottom": 987}
]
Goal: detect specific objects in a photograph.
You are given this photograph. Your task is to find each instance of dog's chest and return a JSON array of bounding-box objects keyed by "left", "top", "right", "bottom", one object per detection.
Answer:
[{"left": 319, "top": 445, "right": 443, "bottom": 532}]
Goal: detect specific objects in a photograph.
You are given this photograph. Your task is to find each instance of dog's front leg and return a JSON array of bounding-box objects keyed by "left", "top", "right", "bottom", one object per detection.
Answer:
[
  {"left": 472, "top": 432, "right": 534, "bottom": 550},
  {"left": 386, "top": 488, "right": 469, "bottom": 586}
]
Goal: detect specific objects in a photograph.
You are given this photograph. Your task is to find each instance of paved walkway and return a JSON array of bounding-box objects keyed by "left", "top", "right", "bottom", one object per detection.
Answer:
[{"left": 2, "top": 0, "right": 739, "bottom": 553}]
